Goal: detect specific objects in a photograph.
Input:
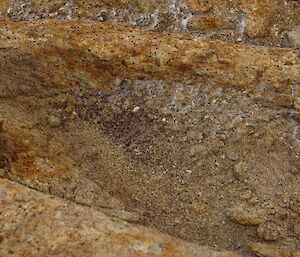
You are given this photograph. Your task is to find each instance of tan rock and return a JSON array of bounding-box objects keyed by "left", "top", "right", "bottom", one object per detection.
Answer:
[
  {"left": 187, "top": 16, "right": 235, "bottom": 31},
  {"left": 272, "top": 95, "right": 294, "bottom": 108},
  {"left": 294, "top": 97, "right": 300, "bottom": 111},
  {"left": 257, "top": 222, "right": 280, "bottom": 241},
  {"left": 0, "top": 124, "right": 124, "bottom": 210},
  {"left": 0, "top": 178, "right": 242, "bottom": 257},
  {"left": 0, "top": 20, "right": 298, "bottom": 98},
  {"left": 240, "top": 0, "right": 275, "bottom": 38},
  {"left": 186, "top": 0, "right": 214, "bottom": 13},
  {"left": 249, "top": 242, "right": 300, "bottom": 257},
  {"left": 288, "top": 27, "right": 300, "bottom": 48},
  {"left": 48, "top": 115, "right": 61, "bottom": 127},
  {"left": 190, "top": 144, "right": 206, "bottom": 156},
  {"left": 294, "top": 222, "right": 300, "bottom": 240},
  {"left": 227, "top": 205, "right": 265, "bottom": 225}
]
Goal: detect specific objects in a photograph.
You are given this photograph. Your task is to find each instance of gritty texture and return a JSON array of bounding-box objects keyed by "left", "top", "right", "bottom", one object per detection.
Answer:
[
  {"left": 0, "top": 2, "right": 300, "bottom": 257},
  {"left": 0, "top": 178, "right": 242, "bottom": 257}
]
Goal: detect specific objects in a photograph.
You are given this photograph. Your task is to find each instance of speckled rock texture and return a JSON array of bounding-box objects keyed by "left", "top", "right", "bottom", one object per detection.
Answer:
[
  {"left": 0, "top": 178, "right": 241, "bottom": 257},
  {"left": 0, "top": 0, "right": 299, "bottom": 47},
  {"left": 0, "top": 19, "right": 299, "bottom": 96},
  {"left": 0, "top": 1, "right": 300, "bottom": 257}
]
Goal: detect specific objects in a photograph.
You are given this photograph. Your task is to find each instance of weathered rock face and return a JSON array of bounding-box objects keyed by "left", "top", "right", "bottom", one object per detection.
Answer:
[
  {"left": 0, "top": 0, "right": 299, "bottom": 47},
  {"left": 0, "top": 1, "right": 300, "bottom": 257},
  {"left": 0, "top": 178, "right": 241, "bottom": 257},
  {"left": 0, "top": 20, "right": 298, "bottom": 96}
]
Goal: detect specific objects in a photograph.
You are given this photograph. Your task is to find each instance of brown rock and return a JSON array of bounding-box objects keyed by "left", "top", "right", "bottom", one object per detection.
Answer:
[
  {"left": 288, "top": 27, "right": 300, "bottom": 48},
  {"left": 249, "top": 242, "right": 300, "bottom": 257},
  {"left": 227, "top": 205, "right": 265, "bottom": 225},
  {"left": 294, "top": 222, "right": 300, "bottom": 240},
  {"left": 257, "top": 222, "right": 280, "bottom": 241},
  {"left": 0, "top": 178, "right": 242, "bottom": 257},
  {"left": 293, "top": 113, "right": 300, "bottom": 123},
  {"left": 187, "top": 16, "right": 235, "bottom": 31},
  {"left": 233, "top": 162, "right": 248, "bottom": 182},
  {"left": 186, "top": 0, "right": 213, "bottom": 13},
  {"left": 294, "top": 97, "right": 300, "bottom": 111},
  {"left": 240, "top": 0, "right": 275, "bottom": 38},
  {"left": 272, "top": 95, "right": 294, "bottom": 108},
  {"left": 0, "top": 20, "right": 298, "bottom": 97},
  {"left": 190, "top": 144, "right": 206, "bottom": 156},
  {"left": 48, "top": 115, "right": 61, "bottom": 127}
]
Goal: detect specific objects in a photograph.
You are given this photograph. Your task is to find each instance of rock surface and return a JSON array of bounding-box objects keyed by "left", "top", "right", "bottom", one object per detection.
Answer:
[
  {"left": 0, "top": 19, "right": 298, "bottom": 96},
  {"left": 0, "top": 178, "right": 241, "bottom": 257},
  {"left": 0, "top": 1, "right": 300, "bottom": 257}
]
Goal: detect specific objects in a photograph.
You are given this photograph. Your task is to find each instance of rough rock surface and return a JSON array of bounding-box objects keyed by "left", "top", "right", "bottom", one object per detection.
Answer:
[
  {"left": 0, "top": 1, "right": 300, "bottom": 257},
  {"left": 0, "top": 0, "right": 299, "bottom": 47},
  {"left": 0, "top": 178, "right": 241, "bottom": 257},
  {"left": 0, "top": 20, "right": 299, "bottom": 95}
]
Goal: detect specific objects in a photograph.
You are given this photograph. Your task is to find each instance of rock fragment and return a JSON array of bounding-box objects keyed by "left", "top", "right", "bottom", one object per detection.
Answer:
[
  {"left": 0, "top": 178, "right": 243, "bottom": 257},
  {"left": 48, "top": 115, "right": 61, "bottom": 127},
  {"left": 187, "top": 16, "right": 235, "bottom": 31},
  {"left": 227, "top": 205, "right": 265, "bottom": 225},
  {"left": 187, "top": 0, "right": 213, "bottom": 13},
  {"left": 257, "top": 221, "right": 280, "bottom": 241},
  {"left": 239, "top": 0, "right": 275, "bottom": 38},
  {"left": 249, "top": 242, "right": 300, "bottom": 257},
  {"left": 288, "top": 26, "right": 300, "bottom": 48}
]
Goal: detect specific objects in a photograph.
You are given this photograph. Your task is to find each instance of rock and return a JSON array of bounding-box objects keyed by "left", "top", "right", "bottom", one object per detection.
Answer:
[
  {"left": 0, "top": 178, "right": 243, "bottom": 257},
  {"left": 132, "top": 106, "right": 141, "bottom": 113},
  {"left": 190, "top": 144, "right": 206, "bottom": 156},
  {"left": 257, "top": 222, "right": 280, "bottom": 241},
  {"left": 187, "top": 131, "right": 203, "bottom": 141},
  {"left": 227, "top": 205, "right": 265, "bottom": 225},
  {"left": 239, "top": 0, "right": 275, "bottom": 38},
  {"left": 0, "top": 20, "right": 298, "bottom": 96},
  {"left": 187, "top": 16, "right": 235, "bottom": 31},
  {"left": 288, "top": 26, "right": 300, "bottom": 48},
  {"left": 294, "top": 97, "right": 300, "bottom": 111},
  {"left": 249, "top": 242, "right": 300, "bottom": 257},
  {"left": 239, "top": 190, "right": 253, "bottom": 200},
  {"left": 48, "top": 115, "right": 61, "bottom": 127},
  {"left": 175, "top": 91, "right": 186, "bottom": 101},
  {"left": 186, "top": 0, "right": 213, "bottom": 13},
  {"left": 272, "top": 95, "right": 294, "bottom": 108},
  {"left": 294, "top": 222, "right": 300, "bottom": 240},
  {"left": 225, "top": 149, "right": 239, "bottom": 161},
  {"left": 292, "top": 113, "right": 300, "bottom": 123},
  {"left": 229, "top": 115, "right": 243, "bottom": 129},
  {"left": 233, "top": 162, "right": 248, "bottom": 182}
]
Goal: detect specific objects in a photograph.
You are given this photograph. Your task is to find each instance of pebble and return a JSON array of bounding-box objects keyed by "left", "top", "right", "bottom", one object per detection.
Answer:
[
  {"left": 257, "top": 222, "right": 280, "bottom": 241},
  {"left": 187, "top": 130, "right": 203, "bottom": 141},
  {"left": 113, "top": 77, "right": 123, "bottom": 87},
  {"left": 294, "top": 222, "right": 300, "bottom": 239},
  {"left": 132, "top": 106, "right": 141, "bottom": 113},
  {"left": 229, "top": 115, "right": 243, "bottom": 129},
  {"left": 272, "top": 95, "right": 294, "bottom": 108},
  {"left": 240, "top": 190, "right": 253, "bottom": 200},
  {"left": 288, "top": 26, "right": 300, "bottom": 48},
  {"left": 225, "top": 149, "right": 239, "bottom": 161},
  {"left": 175, "top": 91, "right": 186, "bottom": 101},
  {"left": 187, "top": 0, "right": 213, "bottom": 13},
  {"left": 189, "top": 144, "right": 206, "bottom": 156},
  {"left": 48, "top": 115, "right": 61, "bottom": 127},
  {"left": 233, "top": 162, "right": 248, "bottom": 182},
  {"left": 227, "top": 205, "right": 265, "bottom": 225},
  {"left": 294, "top": 97, "right": 300, "bottom": 111}
]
